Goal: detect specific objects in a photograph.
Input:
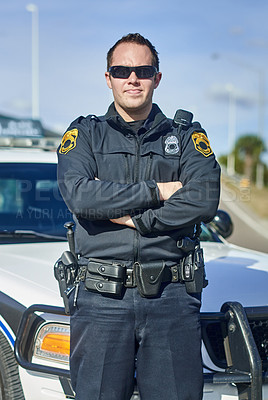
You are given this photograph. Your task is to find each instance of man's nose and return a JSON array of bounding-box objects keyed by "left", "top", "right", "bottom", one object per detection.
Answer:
[{"left": 128, "top": 71, "right": 139, "bottom": 82}]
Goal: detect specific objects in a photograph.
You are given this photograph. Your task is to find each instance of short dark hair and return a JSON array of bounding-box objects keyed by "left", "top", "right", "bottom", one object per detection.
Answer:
[{"left": 107, "top": 33, "right": 159, "bottom": 71}]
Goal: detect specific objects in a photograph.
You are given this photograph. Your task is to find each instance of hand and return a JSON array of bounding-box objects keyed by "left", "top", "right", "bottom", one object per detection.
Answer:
[
  {"left": 110, "top": 215, "right": 135, "bottom": 228},
  {"left": 157, "top": 181, "right": 183, "bottom": 201}
]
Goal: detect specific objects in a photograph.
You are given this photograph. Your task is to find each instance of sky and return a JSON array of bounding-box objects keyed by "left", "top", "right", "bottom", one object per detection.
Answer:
[{"left": 1, "top": 0, "right": 268, "bottom": 161}]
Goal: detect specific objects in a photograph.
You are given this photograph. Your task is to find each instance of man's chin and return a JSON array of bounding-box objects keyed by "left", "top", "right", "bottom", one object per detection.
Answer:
[
  {"left": 123, "top": 99, "right": 148, "bottom": 112},
  {"left": 115, "top": 98, "right": 152, "bottom": 119}
]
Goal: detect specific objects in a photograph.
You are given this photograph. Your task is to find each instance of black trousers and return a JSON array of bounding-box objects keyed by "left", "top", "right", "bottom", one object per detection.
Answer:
[{"left": 69, "top": 281, "right": 203, "bottom": 400}]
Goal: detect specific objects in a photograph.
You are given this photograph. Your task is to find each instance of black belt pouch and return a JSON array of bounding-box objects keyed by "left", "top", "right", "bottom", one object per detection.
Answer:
[
  {"left": 135, "top": 261, "right": 165, "bottom": 298},
  {"left": 85, "top": 258, "right": 125, "bottom": 296}
]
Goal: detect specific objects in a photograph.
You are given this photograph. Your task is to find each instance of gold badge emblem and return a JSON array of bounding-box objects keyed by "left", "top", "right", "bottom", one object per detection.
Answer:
[
  {"left": 59, "top": 128, "right": 78, "bottom": 154},
  {"left": 191, "top": 132, "right": 213, "bottom": 157}
]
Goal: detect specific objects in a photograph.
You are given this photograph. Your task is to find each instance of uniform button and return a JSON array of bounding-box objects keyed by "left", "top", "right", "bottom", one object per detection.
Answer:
[
  {"left": 98, "top": 283, "right": 103, "bottom": 288},
  {"left": 150, "top": 275, "right": 155, "bottom": 281},
  {"left": 100, "top": 266, "right": 105, "bottom": 272}
]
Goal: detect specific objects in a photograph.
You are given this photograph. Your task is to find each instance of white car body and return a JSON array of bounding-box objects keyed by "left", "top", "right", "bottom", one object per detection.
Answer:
[
  {"left": 0, "top": 145, "right": 267, "bottom": 399},
  {"left": 1, "top": 241, "right": 267, "bottom": 313}
]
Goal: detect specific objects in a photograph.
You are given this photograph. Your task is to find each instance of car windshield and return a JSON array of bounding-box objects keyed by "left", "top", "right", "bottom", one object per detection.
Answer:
[{"left": 0, "top": 163, "right": 72, "bottom": 239}]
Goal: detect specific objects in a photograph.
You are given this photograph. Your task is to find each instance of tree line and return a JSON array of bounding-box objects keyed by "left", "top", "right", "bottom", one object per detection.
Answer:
[{"left": 218, "top": 134, "right": 268, "bottom": 186}]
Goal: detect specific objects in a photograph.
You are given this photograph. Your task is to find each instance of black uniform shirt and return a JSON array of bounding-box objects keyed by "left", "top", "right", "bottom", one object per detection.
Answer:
[{"left": 57, "top": 103, "right": 221, "bottom": 263}]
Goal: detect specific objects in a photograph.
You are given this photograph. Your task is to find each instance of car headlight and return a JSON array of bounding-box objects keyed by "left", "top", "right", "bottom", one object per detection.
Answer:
[{"left": 33, "top": 323, "right": 70, "bottom": 364}]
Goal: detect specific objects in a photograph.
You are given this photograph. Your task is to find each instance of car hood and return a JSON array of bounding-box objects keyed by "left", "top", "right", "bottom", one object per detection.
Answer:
[
  {"left": 0, "top": 241, "right": 267, "bottom": 311},
  {"left": 0, "top": 241, "right": 67, "bottom": 308},
  {"left": 202, "top": 242, "right": 268, "bottom": 311}
]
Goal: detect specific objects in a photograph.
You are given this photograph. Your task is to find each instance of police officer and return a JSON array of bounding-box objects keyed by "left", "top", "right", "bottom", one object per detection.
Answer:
[{"left": 57, "top": 33, "right": 221, "bottom": 400}]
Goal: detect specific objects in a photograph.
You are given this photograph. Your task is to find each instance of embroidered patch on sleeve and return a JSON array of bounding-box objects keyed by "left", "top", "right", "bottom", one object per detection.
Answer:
[
  {"left": 59, "top": 128, "right": 78, "bottom": 154},
  {"left": 191, "top": 132, "right": 213, "bottom": 157}
]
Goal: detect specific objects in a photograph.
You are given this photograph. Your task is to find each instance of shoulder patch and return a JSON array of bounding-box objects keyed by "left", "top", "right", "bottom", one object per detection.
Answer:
[
  {"left": 191, "top": 132, "right": 213, "bottom": 157},
  {"left": 59, "top": 128, "right": 78, "bottom": 154}
]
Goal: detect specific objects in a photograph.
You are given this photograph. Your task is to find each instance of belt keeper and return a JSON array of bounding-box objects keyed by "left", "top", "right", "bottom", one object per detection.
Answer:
[
  {"left": 125, "top": 267, "right": 136, "bottom": 287},
  {"left": 171, "top": 265, "right": 179, "bottom": 282}
]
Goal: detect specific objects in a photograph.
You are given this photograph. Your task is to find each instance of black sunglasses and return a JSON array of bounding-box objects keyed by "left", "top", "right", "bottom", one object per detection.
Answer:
[{"left": 108, "top": 65, "right": 158, "bottom": 79}]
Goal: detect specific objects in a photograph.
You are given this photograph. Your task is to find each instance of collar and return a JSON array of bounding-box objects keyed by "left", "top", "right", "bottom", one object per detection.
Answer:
[{"left": 104, "top": 103, "right": 171, "bottom": 135}]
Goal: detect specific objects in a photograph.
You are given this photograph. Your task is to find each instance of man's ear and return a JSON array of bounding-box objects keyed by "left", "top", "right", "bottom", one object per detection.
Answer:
[
  {"left": 154, "top": 72, "right": 162, "bottom": 89},
  {"left": 105, "top": 72, "right": 112, "bottom": 89}
]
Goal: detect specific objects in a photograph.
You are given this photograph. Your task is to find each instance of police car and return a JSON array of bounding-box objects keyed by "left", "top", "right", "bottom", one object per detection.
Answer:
[{"left": 0, "top": 140, "right": 267, "bottom": 400}]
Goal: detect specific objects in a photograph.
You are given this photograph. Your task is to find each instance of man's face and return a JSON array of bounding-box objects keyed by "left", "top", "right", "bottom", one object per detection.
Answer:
[{"left": 105, "top": 43, "right": 162, "bottom": 121}]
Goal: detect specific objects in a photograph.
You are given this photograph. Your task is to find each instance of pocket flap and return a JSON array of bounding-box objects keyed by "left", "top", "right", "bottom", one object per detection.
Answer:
[{"left": 139, "top": 261, "right": 165, "bottom": 284}]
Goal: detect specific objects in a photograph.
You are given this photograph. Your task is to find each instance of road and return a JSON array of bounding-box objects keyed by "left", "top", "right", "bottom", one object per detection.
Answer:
[{"left": 219, "top": 184, "right": 268, "bottom": 254}]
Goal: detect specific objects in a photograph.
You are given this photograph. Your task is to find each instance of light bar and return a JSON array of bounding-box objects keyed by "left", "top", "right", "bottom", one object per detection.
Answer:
[{"left": 0, "top": 136, "right": 60, "bottom": 150}]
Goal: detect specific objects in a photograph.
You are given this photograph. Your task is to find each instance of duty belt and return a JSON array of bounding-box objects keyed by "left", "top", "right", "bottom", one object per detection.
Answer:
[
  {"left": 77, "top": 258, "right": 184, "bottom": 298},
  {"left": 55, "top": 236, "right": 206, "bottom": 313}
]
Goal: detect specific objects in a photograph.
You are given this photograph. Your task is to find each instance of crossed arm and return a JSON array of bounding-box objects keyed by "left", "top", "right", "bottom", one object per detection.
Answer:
[
  {"left": 109, "top": 181, "right": 183, "bottom": 228},
  {"left": 58, "top": 123, "right": 220, "bottom": 234}
]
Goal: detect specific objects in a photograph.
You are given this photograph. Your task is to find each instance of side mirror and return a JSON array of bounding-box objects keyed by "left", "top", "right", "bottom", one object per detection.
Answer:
[{"left": 209, "top": 209, "right": 233, "bottom": 239}]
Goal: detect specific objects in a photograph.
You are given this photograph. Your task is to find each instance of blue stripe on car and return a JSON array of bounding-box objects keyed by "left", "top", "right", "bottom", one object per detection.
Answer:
[{"left": 0, "top": 319, "right": 15, "bottom": 347}]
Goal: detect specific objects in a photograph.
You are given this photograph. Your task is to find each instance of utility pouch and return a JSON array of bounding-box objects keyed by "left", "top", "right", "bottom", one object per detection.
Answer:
[
  {"left": 85, "top": 258, "right": 125, "bottom": 297},
  {"left": 182, "top": 247, "right": 207, "bottom": 294},
  {"left": 86, "top": 258, "right": 125, "bottom": 280},
  {"left": 85, "top": 276, "right": 123, "bottom": 296},
  {"left": 135, "top": 261, "right": 165, "bottom": 298}
]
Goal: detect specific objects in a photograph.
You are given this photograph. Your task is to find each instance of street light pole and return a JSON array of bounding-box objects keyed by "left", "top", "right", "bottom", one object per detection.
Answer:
[
  {"left": 226, "top": 84, "right": 236, "bottom": 176},
  {"left": 212, "top": 54, "right": 266, "bottom": 187},
  {"left": 256, "top": 69, "right": 266, "bottom": 189},
  {"left": 26, "top": 3, "right": 39, "bottom": 120}
]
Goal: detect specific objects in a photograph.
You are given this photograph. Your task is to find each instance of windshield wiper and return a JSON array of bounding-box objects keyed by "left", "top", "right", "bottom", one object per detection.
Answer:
[{"left": 0, "top": 230, "right": 66, "bottom": 240}]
